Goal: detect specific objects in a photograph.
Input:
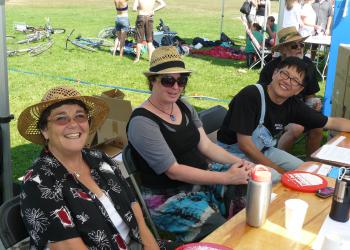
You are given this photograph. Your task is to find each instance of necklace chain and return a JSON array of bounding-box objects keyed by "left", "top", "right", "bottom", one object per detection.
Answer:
[
  {"left": 148, "top": 98, "right": 176, "bottom": 121},
  {"left": 73, "top": 165, "right": 83, "bottom": 178}
]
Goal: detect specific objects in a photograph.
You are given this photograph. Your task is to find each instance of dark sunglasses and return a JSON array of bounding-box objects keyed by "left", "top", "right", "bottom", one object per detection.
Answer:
[
  {"left": 290, "top": 42, "right": 305, "bottom": 50},
  {"left": 159, "top": 75, "right": 189, "bottom": 88},
  {"left": 48, "top": 113, "right": 89, "bottom": 126}
]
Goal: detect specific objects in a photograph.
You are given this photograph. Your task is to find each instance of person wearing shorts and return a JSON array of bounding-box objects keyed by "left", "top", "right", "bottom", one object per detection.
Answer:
[
  {"left": 113, "top": 0, "right": 130, "bottom": 57},
  {"left": 133, "top": 0, "right": 166, "bottom": 62}
]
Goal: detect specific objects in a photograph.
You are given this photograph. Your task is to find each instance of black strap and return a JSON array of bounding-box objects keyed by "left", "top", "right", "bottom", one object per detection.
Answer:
[{"left": 0, "top": 115, "right": 14, "bottom": 124}]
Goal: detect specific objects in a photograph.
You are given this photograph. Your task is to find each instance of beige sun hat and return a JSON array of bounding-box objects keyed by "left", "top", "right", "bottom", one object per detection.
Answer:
[
  {"left": 273, "top": 26, "right": 309, "bottom": 52},
  {"left": 143, "top": 46, "right": 192, "bottom": 77},
  {"left": 17, "top": 85, "right": 109, "bottom": 145}
]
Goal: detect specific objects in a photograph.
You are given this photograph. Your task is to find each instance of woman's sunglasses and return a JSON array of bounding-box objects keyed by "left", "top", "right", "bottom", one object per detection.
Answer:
[
  {"left": 159, "top": 75, "right": 189, "bottom": 88},
  {"left": 48, "top": 113, "right": 89, "bottom": 126},
  {"left": 289, "top": 42, "right": 305, "bottom": 50}
]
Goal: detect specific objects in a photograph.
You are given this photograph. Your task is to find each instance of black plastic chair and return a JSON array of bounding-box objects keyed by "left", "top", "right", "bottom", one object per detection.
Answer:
[
  {"left": 198, "top": 105, "right": 227, "bottom": 136},
  {"left": 122, "top": 145, "right": 160, "bottom": 239},
  {"left": 0, "top": 195, "right": 29, "bottom": 249}
]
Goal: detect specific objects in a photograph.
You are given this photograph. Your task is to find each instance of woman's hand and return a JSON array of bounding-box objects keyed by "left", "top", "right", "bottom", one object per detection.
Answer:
[{"left": 225, "top": 160, "right": 254, "bottom": 185}]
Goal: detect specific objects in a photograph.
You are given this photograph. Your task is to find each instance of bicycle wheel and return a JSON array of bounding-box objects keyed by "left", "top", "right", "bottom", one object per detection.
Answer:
[
  {"left": 71, "top": 40, "right": 97, "bottom": 52},
  {"left": 52, "top": 28, "right": 66, "bottom": 34},
  {"left": 84, "top": 38, "right": 114, "bottom": 47},
  {"left": 29, "top": 40, "right": 54, "bottom": 56},
  {"left": 7, "top": 47, "right": 31, "bottom": 57},
  {"left": 98, "top": 26, "right": 115, "bottom": 39}
]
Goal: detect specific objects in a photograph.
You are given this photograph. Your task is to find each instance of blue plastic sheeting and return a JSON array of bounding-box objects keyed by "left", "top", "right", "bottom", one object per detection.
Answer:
[{"left": 324, "top": 0, "right": 350, "bottom": 116}]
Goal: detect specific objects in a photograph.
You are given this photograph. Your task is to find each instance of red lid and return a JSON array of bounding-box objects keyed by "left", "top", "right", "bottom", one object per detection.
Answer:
[
  {"left": 251, "top": 165, "right": 271, "bottom": 182},
  {"left": 281, "top": 171, "right": 328, "bottom": 192}
]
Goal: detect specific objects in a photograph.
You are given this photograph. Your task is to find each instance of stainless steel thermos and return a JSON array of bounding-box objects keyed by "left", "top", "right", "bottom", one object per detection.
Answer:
[
  {"left": 329, "top": 167, "right": 350, "bottom": 222},
  {"left": 246, "top": 165, "right": 272, "bottom": 227}
]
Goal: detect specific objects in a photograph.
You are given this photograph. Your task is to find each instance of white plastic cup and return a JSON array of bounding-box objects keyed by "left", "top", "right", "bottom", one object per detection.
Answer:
[
  {"left": 321, "top": 234, "right": 350, "bottom": 250},
  {"left": 284, "top": 199, "right": 309, "bottom": 236}
]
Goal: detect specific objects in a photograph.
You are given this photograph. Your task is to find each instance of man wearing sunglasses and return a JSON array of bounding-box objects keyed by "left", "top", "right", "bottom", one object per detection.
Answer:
[
  {"left": 259, "top": 26, "right": 322, "bottom": 160},
  {"left": 218, "top": 57, "right": 350, "bottom": 181}
]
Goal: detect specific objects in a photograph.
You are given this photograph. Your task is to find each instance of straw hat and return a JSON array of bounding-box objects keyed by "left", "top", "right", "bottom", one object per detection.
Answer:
[
  {"left": 273, "top": 26, "right": 308, "bottom": 52},
  {"left": 17, "top": 86, "right": 109, "bottom": 145},
  {"left": 143, "top": 46, "right": 192, "bottom": 76}
]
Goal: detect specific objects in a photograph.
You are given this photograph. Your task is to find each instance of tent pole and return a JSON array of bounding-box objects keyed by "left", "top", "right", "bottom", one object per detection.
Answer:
[
  {"left": 0, "top": 0, "right": 14, "bottom": 202},
  {"left": 220, "top": 0, "right": 224, "bottom": 38},
  {"left": 260, "top": 1, "right": 269, "bottom": 70}
]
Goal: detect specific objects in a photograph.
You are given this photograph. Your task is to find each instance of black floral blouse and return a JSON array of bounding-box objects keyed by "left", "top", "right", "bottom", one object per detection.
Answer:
[{"left": 20, "top": 148, "right": 141, "bottom": 250}]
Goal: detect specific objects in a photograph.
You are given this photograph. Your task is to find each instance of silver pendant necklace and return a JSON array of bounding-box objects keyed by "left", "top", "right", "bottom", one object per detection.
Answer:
[{"left": 148, "top": 98, "right": 176, "bottom": 121}]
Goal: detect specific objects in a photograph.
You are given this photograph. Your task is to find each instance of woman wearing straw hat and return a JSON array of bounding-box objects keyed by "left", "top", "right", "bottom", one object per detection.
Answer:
[
  {"left": 127, "top": 46, "right": 254, "bottom": 242},
  {"left": 17, "top": 86, "right": 175, "bottom": 250}
]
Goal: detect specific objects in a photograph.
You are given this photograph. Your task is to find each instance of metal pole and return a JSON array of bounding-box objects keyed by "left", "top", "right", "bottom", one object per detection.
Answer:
[
  {"left": 220, "top": 0, "right": 225, "bottom": 38},
  {"left": 0, "top": 0, "right": 14, "bottom": 202},
  {"left": 260, "top": 0, "right": 268, "bottom": 70}
]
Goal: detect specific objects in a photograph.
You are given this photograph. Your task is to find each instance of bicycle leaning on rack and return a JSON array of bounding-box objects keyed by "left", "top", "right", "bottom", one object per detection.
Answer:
[
  {"left": 65, "top": 29, "right": 114, "bottom": 52},
  {"left": 7, "top": 40, "right": 54, "bottom": 57}
]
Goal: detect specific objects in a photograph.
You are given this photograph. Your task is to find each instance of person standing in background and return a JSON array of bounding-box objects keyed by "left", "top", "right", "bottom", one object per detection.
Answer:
[
  {"left": 312, "top": 0, "right": 333, "bottom": 35},
  {"left": 255, "top": 0, "right": 270, "bottom": 27},
  {"left": 245, "top": 0, "right": 258, "bottom": 29},
  {"left": 299, "top": 0, "right": 319, "bottom": 37},
  {"left": 282, "top": 0, "right": 302, "bottom": 30},
  {"left": 113, "top": 0, "right": 130, "bottom": 57},
  {"left": 311, "top": 0, "right": 333, "bottom": 60},
  {"left": 133, "top": 0, "right": 166, "bottom": 63}
]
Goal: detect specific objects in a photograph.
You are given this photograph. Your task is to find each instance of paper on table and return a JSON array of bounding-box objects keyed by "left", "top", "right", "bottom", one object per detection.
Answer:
[
  {"left": 312, "top": 216, "right": 350, "bottom": 250},
  {"left": 316, "top": 164, "right": 332, "bottom": 176},
  {"left": 330, "top": 135, "right": 346, "bottom": 146},
  {"left": 316, "top": 145, "right": 350, "bottom": 165},
  {"left": 304, "top": 164, "right": 320, "bottom": 173}
]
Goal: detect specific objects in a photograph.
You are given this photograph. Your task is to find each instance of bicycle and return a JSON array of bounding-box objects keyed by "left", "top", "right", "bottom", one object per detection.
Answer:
[
  {"left": 65, "top": 29, "right": 114, "bottom": 52},
  {"left": 98, "top": 25, "right": 136, "bottom": 40},
  {"left": 7, "top": 40, "right": 54, "bottom": 57},
  {"left": 15, "top": 18, "right": 65, "bottom": 44},
  {"left": 14, "top": 18, "right": 65, "bottom": 34},
  {"left": 155, "top": 19, "right": 177, "bottom": 46}
]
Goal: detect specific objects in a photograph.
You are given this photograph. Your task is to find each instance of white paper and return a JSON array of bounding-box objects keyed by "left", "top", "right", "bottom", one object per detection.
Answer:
[
  {"left": 289, "top": 172, "right": 323, "bottom": 186},
  {"left": 316, "top": 164, "right": 332, "bottom": 176},
  {"left": 316, "top": 145, "right": 350, "bottom": 165},
  {"left": 330, "top": 135, "right": 346, "bottom": 146},
  {"left": 312, "top": 216, "right": 350, "bottom": 250},
  {"left": 304, "top": 164, "right": 320, "bottom": 173}
]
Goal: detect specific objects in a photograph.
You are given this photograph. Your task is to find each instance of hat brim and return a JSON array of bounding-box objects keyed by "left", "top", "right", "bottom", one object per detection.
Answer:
[
  {"left": 273, "top": 36, "right": 309, "bottom": 52},
  {"left": 143, "top": 67, "right": 192, "bottom": 77},
  {"left": 17, "top": 95, "right": 109, "bottom": 145}
]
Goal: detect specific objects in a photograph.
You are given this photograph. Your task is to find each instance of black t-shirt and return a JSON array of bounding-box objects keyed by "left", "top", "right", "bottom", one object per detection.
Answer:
[
  {"left": 217, "top": 84, "right": 328, "bottom": 145},
  {"left": 259, "top": 56, "right": 320, "bottom": 98}
]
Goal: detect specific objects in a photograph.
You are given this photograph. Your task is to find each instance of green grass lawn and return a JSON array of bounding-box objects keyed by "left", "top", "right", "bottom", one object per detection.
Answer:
[{"left": 4, "top": 0, "right": 325, "bottom": 180}]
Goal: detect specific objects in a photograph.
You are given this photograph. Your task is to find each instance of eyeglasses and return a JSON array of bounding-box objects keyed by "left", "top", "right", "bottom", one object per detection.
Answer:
[
  {"left": 48, "top": 113, "right": 89, "bottom": 126},
  {"left": 279, "top": 70, "right": 303, "bottom": 87},
  {"left": 289, "top": 42, "right": 305, "bottom": 50},
  {"left": 159, "top": 75, "right": 189, "bottom": 88}
]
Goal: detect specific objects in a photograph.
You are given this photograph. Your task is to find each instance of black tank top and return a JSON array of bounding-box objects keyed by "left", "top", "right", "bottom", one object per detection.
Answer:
[{"left": 126, "top": 100, "right": 208, "bottom": 189}]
